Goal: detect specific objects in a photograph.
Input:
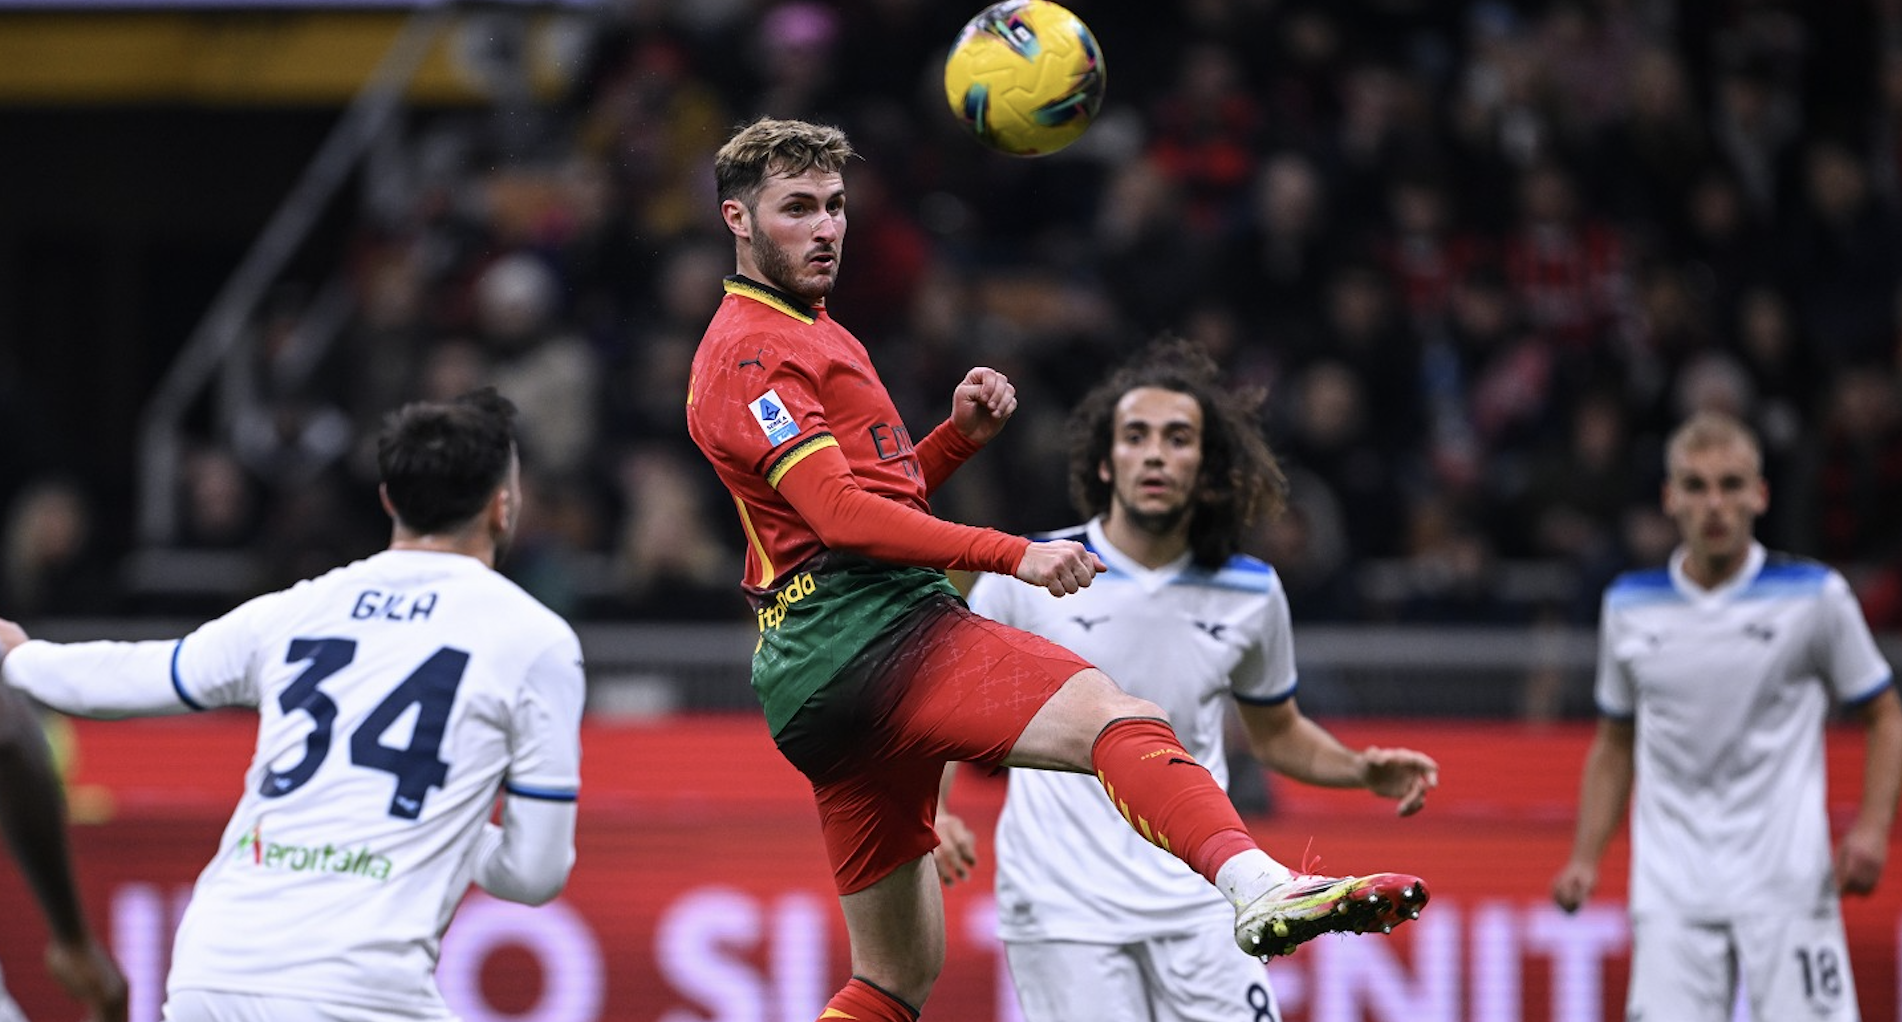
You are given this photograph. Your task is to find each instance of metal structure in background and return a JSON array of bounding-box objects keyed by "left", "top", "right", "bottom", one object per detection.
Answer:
[
  {"left": 129, "top": 3, "right": 486, "bottom": 555},
  {"left": 135, "top": 7, "right": 452, "bottom": 549},
  {"left": 42, "top": 617, "right": 1900, "bottom": 723}
]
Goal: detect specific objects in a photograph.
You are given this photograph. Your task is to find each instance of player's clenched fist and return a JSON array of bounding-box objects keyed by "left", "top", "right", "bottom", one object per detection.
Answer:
[
  {"left": 1013, "top": 539, "right": 1106, "bottom": 597},
  {"left": 950, "top": 366, "right": 1017, "bottom": 444}
]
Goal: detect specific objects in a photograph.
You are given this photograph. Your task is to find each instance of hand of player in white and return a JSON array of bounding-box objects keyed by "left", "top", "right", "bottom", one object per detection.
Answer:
[
  {"left": 1551, "top": 860, "right": 1597, "bottom": 913},
  {"left": 1359, "top": 745, "right": 1439, "bottom": 817},
  {"left": 1015, "top": 540, "right": 1106, "bottom": 597},
  {"left": 1836, "top": 818, "right": 1889, "bottom": 895},
  {"left": 932, "top": 811, "right": 979, "bottom": 887},
  {"left": 949, "top": 366, "right": 1017, "bottom": 445}
]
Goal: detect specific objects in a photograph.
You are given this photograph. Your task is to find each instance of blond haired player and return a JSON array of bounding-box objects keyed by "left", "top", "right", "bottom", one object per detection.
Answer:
[{"left": 1553, "top": 410, "right": 1902, "bottom": 1021}]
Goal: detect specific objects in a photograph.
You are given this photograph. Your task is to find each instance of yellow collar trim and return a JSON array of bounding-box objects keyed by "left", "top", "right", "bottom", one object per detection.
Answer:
[{"left": 724, "top": 276, "right": 815, "bottom": 325}]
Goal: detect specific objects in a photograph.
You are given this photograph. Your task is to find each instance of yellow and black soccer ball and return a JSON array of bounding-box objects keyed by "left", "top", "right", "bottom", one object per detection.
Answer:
[{"left": 943, "top": 0, "right": 1106, "bottom": 157}]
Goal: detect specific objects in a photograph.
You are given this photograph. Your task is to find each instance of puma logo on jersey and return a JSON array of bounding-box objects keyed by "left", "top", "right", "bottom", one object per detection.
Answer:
[
  {"left": 737, "top": 349, "right": 766, "bottom": 370},
  {"left": 1193, "top": 621, "right": 1228, "bottom": 641},
  {"left": 1071, "top": 615, "right": 1109, "bottom": 631}
]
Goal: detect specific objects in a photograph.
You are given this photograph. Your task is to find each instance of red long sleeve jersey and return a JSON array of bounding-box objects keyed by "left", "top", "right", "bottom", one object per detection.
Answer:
[{"left": 685, "top": 276, "right": 1019, "bottom": 591}]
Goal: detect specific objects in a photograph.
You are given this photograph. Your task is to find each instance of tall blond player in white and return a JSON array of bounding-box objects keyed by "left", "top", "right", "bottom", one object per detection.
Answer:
[
  {"left": 0, "top": 387, "right": 584, "bottom": 1022},
  {"left": 937, "top": 339, "right": 1439, "bottom": 1022},
  {"left": 1552, "top": 410, "right": 1902, "bottom": 1021}
]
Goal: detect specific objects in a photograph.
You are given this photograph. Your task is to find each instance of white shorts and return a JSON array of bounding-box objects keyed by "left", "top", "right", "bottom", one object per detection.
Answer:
[
  {"left": 164, "top": 990, "right": 459, "bottom": 1022},
  {"left": 1004, "top": 929, "right": 1281, "bottom": 1022},
  {"left": 1629, "top": 908, "right": 1860, "bottom": 1022}
]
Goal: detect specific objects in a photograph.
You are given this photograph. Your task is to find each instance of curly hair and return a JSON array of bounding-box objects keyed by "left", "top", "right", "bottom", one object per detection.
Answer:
[
  {"left": 1064, "top": 337, "right": 1287, "bottom": 568},
  {"left": 713, "top": 118, "right": 858, "bottom": 210}
]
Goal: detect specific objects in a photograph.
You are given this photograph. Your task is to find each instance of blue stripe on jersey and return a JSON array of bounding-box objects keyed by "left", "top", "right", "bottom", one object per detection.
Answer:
[
  {"left": 1597, "top": 706, "right": 1637, "bottom": 722},
  {"left": 1738, "top": 560, "right": 1830, "bottom": 601},
  {"left": 504, "top": 782, "right": 579, "bottom": 802},
  {"left": 169, "top": 639, "right": 206, "bottom": 711},
  {"left": 1604, "top": 568, "right": 1678, "bottom": 609},
  {"left": 1176, "top": 555, "right": 1278, "bottom": 594},
  {"left": 1845, "top": 673, "right": 1895, "bottom": 708}
]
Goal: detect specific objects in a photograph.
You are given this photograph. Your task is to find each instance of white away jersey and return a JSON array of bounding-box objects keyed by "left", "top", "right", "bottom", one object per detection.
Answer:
[
  {"left": 9, "top": 550, "right": 584, "bottom": 1013},
  {"left": 966, "top": 519, "right": 1295, "bottom": 944},
  {"left": 1597, "top": 543, "right": 1891, "bottom": 920}
]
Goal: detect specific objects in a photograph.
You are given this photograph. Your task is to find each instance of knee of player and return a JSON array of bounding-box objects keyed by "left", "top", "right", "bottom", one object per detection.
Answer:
[{"left": 1110, "top": 692, "right": 1170, "bottom": 726}]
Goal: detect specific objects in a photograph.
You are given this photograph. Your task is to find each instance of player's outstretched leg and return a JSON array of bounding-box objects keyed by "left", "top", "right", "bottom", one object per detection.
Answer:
[
  {"left": 1234, "top": 871, "right": 1430, "bottom": 958},
  {"left": 1088, "top": 715, "right": 1430, "bottom": 958}
]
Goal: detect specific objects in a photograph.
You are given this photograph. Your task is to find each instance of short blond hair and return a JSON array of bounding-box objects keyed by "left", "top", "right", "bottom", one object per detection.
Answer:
[
  {"left": 1665, "top": 410, "right": 1761, "bottom": 474},
  {"left": 713, "top": 118, "right": 857, "bottom": 208}
]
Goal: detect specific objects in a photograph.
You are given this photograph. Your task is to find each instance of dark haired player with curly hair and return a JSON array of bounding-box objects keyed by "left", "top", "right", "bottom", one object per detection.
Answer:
[
  {"left": 687, "top": 116, "right": 1431, "bottom": 1022},
  {"left": 938, "top": 338, "right": 1439, "bottom": 1022}
]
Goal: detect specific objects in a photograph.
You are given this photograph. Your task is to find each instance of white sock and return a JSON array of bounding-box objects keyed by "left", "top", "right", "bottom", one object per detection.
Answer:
[{"left": 1215, "top": 849, "right": 1293, "bottom": 908}]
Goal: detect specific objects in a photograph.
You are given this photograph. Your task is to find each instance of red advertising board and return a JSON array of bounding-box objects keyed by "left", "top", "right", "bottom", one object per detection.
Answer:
[{"left": 1, "top": 716, "right": 1897, "bottom": 1022}]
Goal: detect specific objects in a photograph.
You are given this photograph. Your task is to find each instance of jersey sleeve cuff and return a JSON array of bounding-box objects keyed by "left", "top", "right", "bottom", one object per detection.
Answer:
[{"left": 504, "top": 781, "right": 579, "bottom": 802}]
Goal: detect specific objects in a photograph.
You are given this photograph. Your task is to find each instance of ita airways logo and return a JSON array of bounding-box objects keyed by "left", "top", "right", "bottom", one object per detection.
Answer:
[
  {"left": 232, "top": 820, "right": 396, "bottom": 882},
  {"left": 749, "top": 389, "right": 799, "bottom": 445}
]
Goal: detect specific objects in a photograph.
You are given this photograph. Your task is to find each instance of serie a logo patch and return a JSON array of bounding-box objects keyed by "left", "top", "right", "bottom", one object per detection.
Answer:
[{"left": 749, "top": 389, "right": 799, "bottom": 446}]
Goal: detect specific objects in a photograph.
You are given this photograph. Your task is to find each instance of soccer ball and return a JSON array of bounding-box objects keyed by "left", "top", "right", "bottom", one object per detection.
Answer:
[{"left": 943, "top": 0, "right": 1106, "bottom": 157}]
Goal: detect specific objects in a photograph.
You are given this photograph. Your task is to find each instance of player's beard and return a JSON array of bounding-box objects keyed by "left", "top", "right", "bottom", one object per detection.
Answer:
[
  {"left": 1118, "top": 497, "right": 1192, "bottom": 539},
  {"left": 753, "top": 231, "right": 836, "bottom": 303}
]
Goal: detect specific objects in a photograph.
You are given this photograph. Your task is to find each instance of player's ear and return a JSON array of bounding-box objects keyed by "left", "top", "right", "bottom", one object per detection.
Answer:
[
  {"left": 1098, "top": 459, "right": 1112, "bottom": 485},
  {"left": 492, "top": 484, "right": 514, "bottom": 534},
  {"left": 721, "top": 198, "right": 751, "bottom": 239},
  {"left": 379, "top": 484, "right": 397, "bottom": 520}
]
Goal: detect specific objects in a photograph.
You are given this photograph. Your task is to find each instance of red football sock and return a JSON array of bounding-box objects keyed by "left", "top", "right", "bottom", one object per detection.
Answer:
[
  {"left": 1091, "top": 716, "right": 1260, "bottom": 884},
  {"left": 817, "top": 977, "right": 919, "bottom": 1022}
]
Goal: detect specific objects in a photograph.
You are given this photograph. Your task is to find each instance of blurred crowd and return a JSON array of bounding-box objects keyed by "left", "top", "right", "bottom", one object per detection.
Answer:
[{"left": 6, "top": 0, "right": 1902, "bottom": 631}]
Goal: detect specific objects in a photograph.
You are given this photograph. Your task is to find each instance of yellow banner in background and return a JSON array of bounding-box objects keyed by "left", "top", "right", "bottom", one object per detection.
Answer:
[{"left": 0, "top": 11, "right": 583, "bottom": 104}]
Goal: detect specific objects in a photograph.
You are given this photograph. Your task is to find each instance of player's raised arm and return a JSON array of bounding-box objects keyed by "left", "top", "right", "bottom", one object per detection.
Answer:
[
  {"left": 0, "top": 608, "right": 256, "bottom": 720},
  {"left": 915, "top": 367, "right": 1016, "bottom": 493},
  {"left": 772, "top": 442, "right": 1030, "bottom": 573}
]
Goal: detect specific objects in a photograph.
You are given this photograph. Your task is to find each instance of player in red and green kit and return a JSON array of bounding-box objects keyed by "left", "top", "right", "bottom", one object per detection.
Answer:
[{"left": 685, "top": 118, "right": 1429, "bottom": 1022}]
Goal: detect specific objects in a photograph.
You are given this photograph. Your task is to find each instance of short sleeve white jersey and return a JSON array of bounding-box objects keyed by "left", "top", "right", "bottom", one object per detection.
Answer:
[
  {"left": 1596, "top": 542, "right": 1892, "bottom": 921},
  {"left": 966, "top": 519, "right": 1294, "bottom": 944},
  {"left": 15, "top": 550, "right": 585, "bottom": 1013}
]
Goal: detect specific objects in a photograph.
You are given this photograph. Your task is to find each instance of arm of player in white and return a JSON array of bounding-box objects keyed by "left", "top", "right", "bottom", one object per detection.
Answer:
[
  {"left": 472, "top": 636, "right": 584, "bottom": 905},
  {"left": 2, "top": 601, "right": 263, "bottom": 717},
  {"left": 471, "top": 797, "right": 576, "bottom": 906},
  {"left": 3, "top": 639, "right": 202, "bottom": 719}
]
